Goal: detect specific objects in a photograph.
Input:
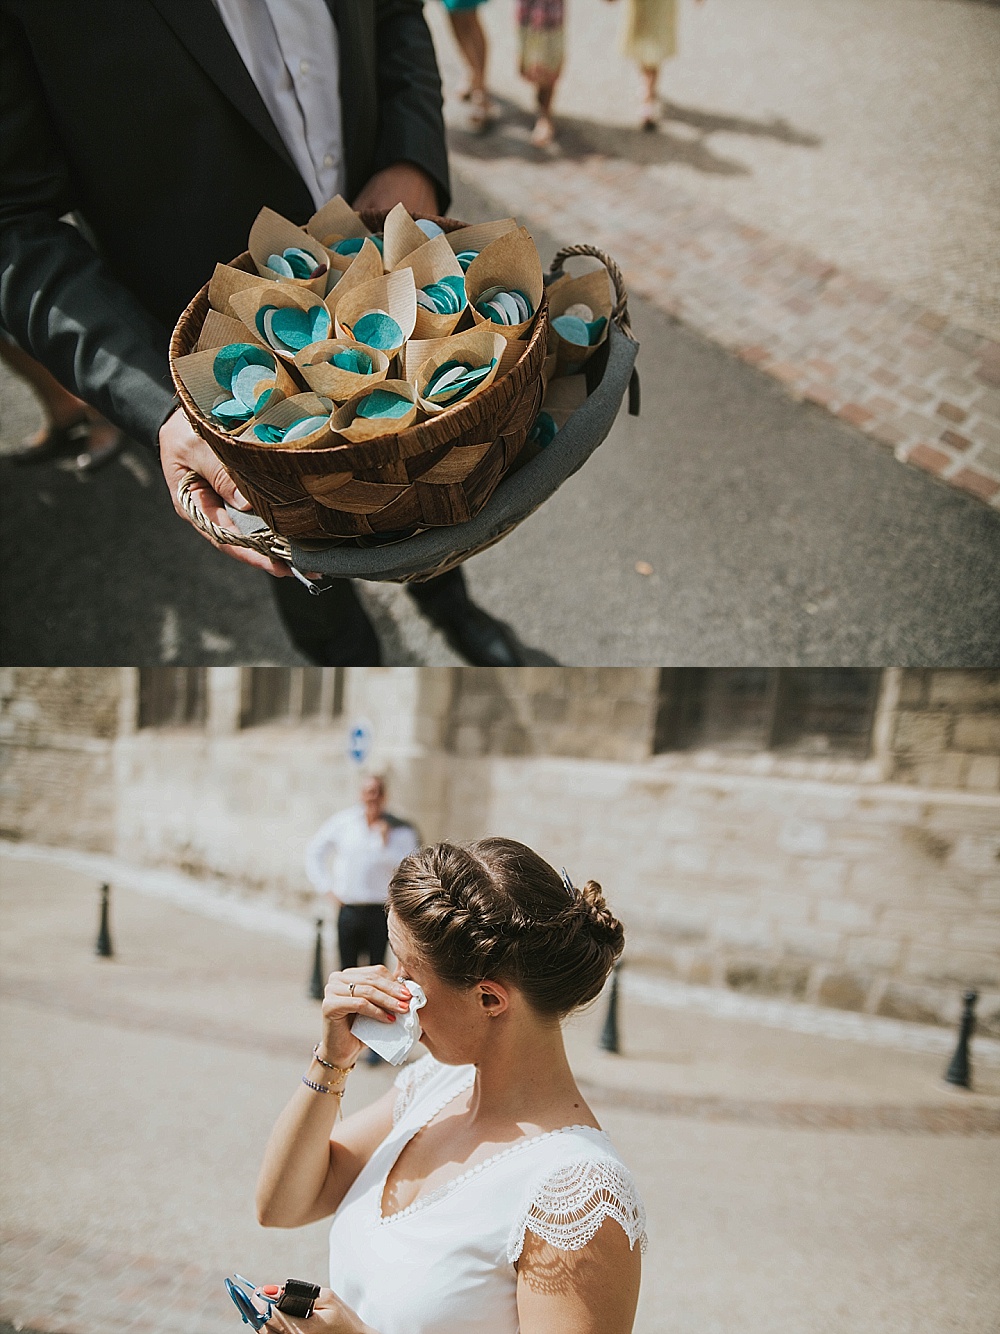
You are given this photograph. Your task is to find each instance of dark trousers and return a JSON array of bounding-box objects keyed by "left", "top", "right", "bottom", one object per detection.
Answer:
[
  {"left": 272, "top": 567, "right": 472, "bottom": 666},
  {"left": 337, "top": 903, "right": 390, "bottom": 971}
]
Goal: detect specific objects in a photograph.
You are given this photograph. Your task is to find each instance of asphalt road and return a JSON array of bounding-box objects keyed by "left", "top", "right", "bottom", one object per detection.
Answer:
[{"left": 1, "top": 174, "right": 998, "bottom": 666}]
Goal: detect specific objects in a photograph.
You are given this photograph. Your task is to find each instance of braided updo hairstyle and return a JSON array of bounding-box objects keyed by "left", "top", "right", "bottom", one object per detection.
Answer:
[{"left": 387, "top": 838, "right": 624, "bottom": 1018}]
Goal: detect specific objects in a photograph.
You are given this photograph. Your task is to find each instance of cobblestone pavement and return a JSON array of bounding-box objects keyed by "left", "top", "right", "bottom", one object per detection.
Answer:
[
  {"left": 427, "top": 0, "right": 1000, "bottom": 507},
  {"left": 2, "top": 856, "right": 999, "bottom": 1333}
]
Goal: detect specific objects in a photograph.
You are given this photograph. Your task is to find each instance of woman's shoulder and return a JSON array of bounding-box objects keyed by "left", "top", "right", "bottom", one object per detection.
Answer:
[{"left": 392, "top": 1052, "right": 474, "bottom": 1125}]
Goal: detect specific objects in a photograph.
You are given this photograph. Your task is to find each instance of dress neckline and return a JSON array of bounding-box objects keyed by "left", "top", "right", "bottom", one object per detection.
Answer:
[{"left": 377, "top": 1064, "right": 609, "bottom": 1226}]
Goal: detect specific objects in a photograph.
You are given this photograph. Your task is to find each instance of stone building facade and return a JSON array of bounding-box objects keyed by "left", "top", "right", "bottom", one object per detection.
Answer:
[{"left": 2, "top": 667, "right": 998, "bottom": 1034}]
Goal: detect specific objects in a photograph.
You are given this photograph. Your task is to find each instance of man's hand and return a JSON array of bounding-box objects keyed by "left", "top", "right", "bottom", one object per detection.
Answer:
[
  {"left": 352, "top": 162, "right": 440, "bottom": 219},
  {"left": 158, "top": 407, "right": 290, "bottom": 577}
]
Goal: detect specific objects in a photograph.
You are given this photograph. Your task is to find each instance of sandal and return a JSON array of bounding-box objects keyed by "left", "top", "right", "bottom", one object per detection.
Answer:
[
  {"left": 641, "top": 98, "right": 660, "bottom": 132},
  {"left": 9, "top": 414, "right": 90, "bottom": 465},
  {"left": 467, "top": 89, "right": 494, "bottom": 132},
  {"left": 529, "top": 115, "right": 556, "bottom": 149}
]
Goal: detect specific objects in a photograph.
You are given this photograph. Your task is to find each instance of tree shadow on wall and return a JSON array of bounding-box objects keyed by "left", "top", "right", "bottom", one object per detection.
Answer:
[{"left": 447, "top": 95, "right": 821, "bottom": 175}]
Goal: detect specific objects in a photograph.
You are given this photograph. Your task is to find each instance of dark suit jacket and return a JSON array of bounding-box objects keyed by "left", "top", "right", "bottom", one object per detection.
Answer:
[{"left": 0, "top": 0, "right": 450, "bottom": 445}]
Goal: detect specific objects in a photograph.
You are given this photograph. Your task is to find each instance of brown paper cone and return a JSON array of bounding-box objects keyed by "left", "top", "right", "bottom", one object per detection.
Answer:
[
  {"left": 207, "top": 262, "right": 270, "bottom": 315},
  {"left": 409, "top": 328, "right": 505, "bottom": 417},
  {"left": 228, "top": 283, "right": 333, "bottom": 361},
  {"left": 547, "top": 266, "right": 613, "bottom": 375},
  {"left": 445, "top": 218, "right": 518, "bottom": 263},
  {"left": 334, "top": 270, "right": 417, "bottom": 356},
  {"left": 294, "top": 339, "right": 391, "bottom": 402},
  {"left": 465, "top": 227, "right": 544, "bottom": 343},
  {"left": 331, "top": 379, "right": 418, "bottom": 441},
  {"left": 324, "top": 240, "right": 386, "bottom": 322},
  {"left": 248, "top": 207, "right": 332, "bottom": 296},
  {"left": 497, "top": 339, "right": 530, "bottom": 380},
  {"left": 306, "top": 196, "right": 373, "bottom": 273},
  {"left": 197, "top": 310, "right": 267, "bottom": 354},
  {"left": 238, "top": 391, "right": 337, "bottom": 450},
  {"left": 402, "top": 234, "right": 469, "bottom": 339},
  {"left": 542, "top": 373, "right": 588, "bottom": 424},
  {"left": 381, "top": 203, "right": 433, "bottom": 272},
  {"left": 173, "top": 344, "right": 297, "bottom": 432}
]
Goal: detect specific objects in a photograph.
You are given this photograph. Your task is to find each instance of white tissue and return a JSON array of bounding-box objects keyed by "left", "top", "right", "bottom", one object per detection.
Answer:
[{"left": 350, "top": 980, "right": 426, "bottom": 1066}]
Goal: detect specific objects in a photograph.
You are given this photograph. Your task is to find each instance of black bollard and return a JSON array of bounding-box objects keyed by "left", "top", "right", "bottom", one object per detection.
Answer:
[
  {"left": 944, "top": 989, "right": 978, "bottom": 1089},
  {"left": 599, "top": 964, "right": 621, "bottom": 1054},
  {"left": 309, "top": 918, "right": 325, "bottom": 1001},
  {"left": 95, "top": 882, "right": 113, "bottom": 958}
]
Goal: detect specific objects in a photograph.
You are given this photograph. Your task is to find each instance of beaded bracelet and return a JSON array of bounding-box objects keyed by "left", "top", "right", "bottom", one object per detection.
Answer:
[
  {"left": 312, "top": 1045, "right": 354, "bottom": 1075},
  {"left": 301, "top": 1076, "right": 344, "bottom": 1095}
]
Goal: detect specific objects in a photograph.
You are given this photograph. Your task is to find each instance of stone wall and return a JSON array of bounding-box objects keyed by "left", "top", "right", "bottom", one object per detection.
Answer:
[
  {"left": 888, "top": 670, "right": 1000, "bottom": 791},
  {"left": 0, "top": 668, "right": 122, "bottom": 853}
]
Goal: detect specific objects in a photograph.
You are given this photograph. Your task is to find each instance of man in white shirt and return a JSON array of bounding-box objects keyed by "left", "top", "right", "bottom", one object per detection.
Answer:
[{"left": 306, "top": 774, "right": 419, "bottom": 976}]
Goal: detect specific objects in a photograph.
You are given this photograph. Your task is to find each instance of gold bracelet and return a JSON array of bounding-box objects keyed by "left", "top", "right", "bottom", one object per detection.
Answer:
[
  {"left": 301, "top": 1076, "right": 345, "bottom": 1095},
  {"left": 312, "top": 1045, "right": 354, "bottom": 1075}
]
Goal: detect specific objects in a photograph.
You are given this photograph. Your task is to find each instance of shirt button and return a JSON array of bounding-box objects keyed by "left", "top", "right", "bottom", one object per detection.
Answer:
[
  {"left": 299, "top": 59, "right": 310, "bottom": 75},
  {"left": 323, "top": 154, "right": 335, "bottom": 169}
]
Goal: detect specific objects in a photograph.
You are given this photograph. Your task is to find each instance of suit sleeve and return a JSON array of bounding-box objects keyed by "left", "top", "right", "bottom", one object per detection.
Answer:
[
  {"left": 372, "top": 0, "right": 451, "bottom": 212},
  {"left": 0, "top": 11, "right": 178, "bottom": 447}
]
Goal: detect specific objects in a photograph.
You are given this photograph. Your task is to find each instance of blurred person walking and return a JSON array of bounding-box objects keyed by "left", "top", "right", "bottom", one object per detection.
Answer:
[
  {"left": 605, "top": 0, "right": 705, "bottom": 130},
  {"left": 1, "top": 338, "right": 122, "bottom": 471},
  {"left": 518, "top": 0, "right": 564, "bottom": 148},
  {"left": 306, "top": 774, "right": 419, "bottom": 974},
  {"left": 441, "top": 0, "right": 494, "bottom": 131}
]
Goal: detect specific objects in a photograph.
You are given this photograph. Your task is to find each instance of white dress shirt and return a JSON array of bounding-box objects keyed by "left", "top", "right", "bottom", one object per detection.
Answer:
[
  {"left": 306, "top": 805, "right": 420, "bottom": 905},
  {"left": 212, "top": 0, "right": 344, "bottom": 209}
]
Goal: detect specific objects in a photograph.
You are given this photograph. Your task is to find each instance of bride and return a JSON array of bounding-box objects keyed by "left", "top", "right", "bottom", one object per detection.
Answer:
[{"left": 255, "top": 837, "right": 646, "bottom": 1334}]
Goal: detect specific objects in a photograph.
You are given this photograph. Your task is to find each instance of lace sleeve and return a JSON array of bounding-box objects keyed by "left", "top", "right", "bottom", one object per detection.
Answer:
[
  {"left": 507, "top": 1156, "right": 648, "bottom": 1264},
  {"left": 392, "top": 1053, "right": 438, "bottom": 1125}
]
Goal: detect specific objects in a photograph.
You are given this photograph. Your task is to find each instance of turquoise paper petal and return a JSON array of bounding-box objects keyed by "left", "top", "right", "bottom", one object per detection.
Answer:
[
  {"left": 331, "top": 349, "right": 374, "bottom": 375},
  {"left": 232, "top": 364, "right": 274, "bottom": 409},
  {"left": 587, "top": 316, "right": 608, "bottom": 343},
  {"left": 529, "top": 411, "right": 557, "bottom": 447},
  {"left": 456, "top": 250, "right": 478, "bottom": 272},
  {"left": 355, "top": 389, "right": 412, "bottom": 420},
  {"left": 352, "top": 311, "right": 404, "bottom": 351},
  {"left": 267, "top": 253, "right": 294, "bottom": 277},
  {"left": 254, "top": 423, "right": 285, "bottom": 443},
  {"left": 551, "top": 314, "right": 591, "bottom": 347},
  {"left": 283, "top": 247, "right": 321, "bottom": 279},
  {"left": 254, "top": 307, "right": 278, "bottom": 341},
  {"left": 439, "top": 275, "right": 466, "bottom": 304},
  {"left": 214, "top": 342, "right": 271, "bottom": 388},
  {"left": 282, "top": 415, "right": 330, "bottom": 442},
  {"left": 309, "top": 305, "right": 332, "bottom": 341},
  {"left": 254, "top": 387, "right": 275, "bottom": 412},
  {"left": 417, "top": 219, "right": 444, "bottom": 239},
  {"left": 334, "top": 237, "right": 366, "bottom": 255},
  {"left": 269, "top": 307, "right": 315, "bottom": 351},
  {"left": 211, "top": 397, "right": 253, "bottom": 424}
]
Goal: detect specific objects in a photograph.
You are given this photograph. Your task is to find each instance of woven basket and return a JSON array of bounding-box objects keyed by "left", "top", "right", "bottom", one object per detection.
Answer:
[
  {"left": 169, "top": 211, "right": 548, "bottom": 543},
  {"left": 176, "top": 243, "right": 638, "bottom": 583}
]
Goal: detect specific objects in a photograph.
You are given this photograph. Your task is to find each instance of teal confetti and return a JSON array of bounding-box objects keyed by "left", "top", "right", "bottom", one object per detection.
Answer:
[
  {"left": 455, "top": 250, "right": 478, "bottom": 272},
  {"left": 528, "top": 411, "right": 557, "bottom": 447},
  {"left": 355, "top": 389, "right": 413, "bottom": 420},
  {"left": 352, "top": 310, "right": 404, "bottom": 351},
  {"left": 475, "top": 286, "right": 532, "bottom": 325},
  {"left": 417, "top": 219, "right": 445, "bottom": 239},
  {"left": 330, "top": 348, "right": 374, "bottom": 375}
]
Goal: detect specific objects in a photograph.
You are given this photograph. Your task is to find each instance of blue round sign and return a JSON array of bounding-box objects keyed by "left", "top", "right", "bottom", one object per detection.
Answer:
[{"left": 347, "top": 718, "right": 372, "bottom": 765}]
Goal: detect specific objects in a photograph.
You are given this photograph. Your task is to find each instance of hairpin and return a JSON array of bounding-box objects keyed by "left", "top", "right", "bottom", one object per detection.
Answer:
[{"left": 560, "top": 867, "right": 576, "bottom": 897}]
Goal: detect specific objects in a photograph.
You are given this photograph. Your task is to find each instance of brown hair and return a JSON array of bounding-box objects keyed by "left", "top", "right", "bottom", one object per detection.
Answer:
[{"left": 387, "top": 838, "right": 624, "bottom": 1018}]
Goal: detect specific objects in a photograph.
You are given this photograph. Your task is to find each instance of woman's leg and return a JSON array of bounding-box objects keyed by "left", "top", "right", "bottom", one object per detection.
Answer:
[
  {"left": 640, "top": 63, "right": 660, "bottom": 129},
  {"left": 530, "top": 78, "right": 558, "bottom": 147},
  {"left": 0, "top": 338, "right": 122, "bottom": 466},
  {"left": 447, "top": 8, "right": 492, "bottom": 128}
]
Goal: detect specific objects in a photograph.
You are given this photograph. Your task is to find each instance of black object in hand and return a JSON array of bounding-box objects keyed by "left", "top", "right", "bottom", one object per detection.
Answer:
[{"left": 276, "top": 1279, "right": 322, "bottom": 1319}]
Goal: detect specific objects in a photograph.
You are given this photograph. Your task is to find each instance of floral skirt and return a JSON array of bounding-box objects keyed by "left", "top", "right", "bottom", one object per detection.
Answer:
[{"left": 518, "top": 0, "right": 564, "bottom": 83}]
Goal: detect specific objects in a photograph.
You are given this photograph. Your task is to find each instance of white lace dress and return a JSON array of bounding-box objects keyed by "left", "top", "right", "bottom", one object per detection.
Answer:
[{"left": 327, "top": 1055, "right": 647, "bottom": 1334}]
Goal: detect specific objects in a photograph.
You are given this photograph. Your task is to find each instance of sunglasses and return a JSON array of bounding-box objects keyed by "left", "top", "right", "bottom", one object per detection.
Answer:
[{"left": 225, "top": 1275, "right": 273, "bottom": 1330}]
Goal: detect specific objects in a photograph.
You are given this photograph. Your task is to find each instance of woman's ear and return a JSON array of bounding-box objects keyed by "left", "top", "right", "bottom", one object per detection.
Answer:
[{"left": 478, "top": 983, "right": 510, "bottom": 1017}]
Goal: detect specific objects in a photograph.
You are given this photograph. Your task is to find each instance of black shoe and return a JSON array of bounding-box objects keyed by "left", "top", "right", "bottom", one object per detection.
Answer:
[{"left": 429, "top": 603, "right": 528, "bottom": 666}]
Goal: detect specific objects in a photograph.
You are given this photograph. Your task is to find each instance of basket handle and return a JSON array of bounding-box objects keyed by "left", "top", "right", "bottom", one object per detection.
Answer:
[
  {"left": 177, "top": 470, "right": 293, "bottom": 564},
  {"left": 547, "top": 245, "right": 634, "bottom": 339}
]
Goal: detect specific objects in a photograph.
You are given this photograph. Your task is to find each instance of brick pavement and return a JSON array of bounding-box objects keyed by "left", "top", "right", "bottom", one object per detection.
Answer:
[{"left": 450, "top": 143, "right": 1000, "bottom": 509}]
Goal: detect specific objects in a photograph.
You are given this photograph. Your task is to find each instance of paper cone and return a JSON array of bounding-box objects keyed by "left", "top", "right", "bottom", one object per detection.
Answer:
[
  {"left": 409, "top": 327, "right": 505, "bottom": 417},
  {"left": 173, "top": 344, "right": 296, "bottom": 432},
  {"left": 382, "top": 203, "right": 432, "bottom": 271},
  {"left": 331, "top": 379, "right": 418, "bottom": 441},
  {"left": 445, "top": 218, "right": 518, "bottom": 268},
  {"left": 239, "top": 391, "right": 337, "bottom": 450},
  {"left": 306, "top": 196, "right": 374, "bottom": 273},
  {"left": 402, "top": 234, "right": 469, "bottom": 339},
  {"left": 547, "top": 266, "right": 613, "bottom": 375},
  {"left": 294, "top": 339, "right": 391, "bottom": 402},
  {"left": 520, "top": 374, "right": 588, "bottom": 462},
  {"left": 324, "top": 240, "right": 386, "bottom": 322},
  {"left": 334, "top": 269, "right": 417, "bottom": 357},
  {"left": 197, "top": 310, "right": 267, "bottom": 354},
  {"left": 465, "top": 227, "right": 544, "bottom": 343},
  {"left": 207, "top": 262, "right": 270, "bottom": 315},
  {"left": 248, "top": 207, "right": 332, "bottom": 296},
  {"left": 228, "top": 282, "right": 333, "bottom": 361}
]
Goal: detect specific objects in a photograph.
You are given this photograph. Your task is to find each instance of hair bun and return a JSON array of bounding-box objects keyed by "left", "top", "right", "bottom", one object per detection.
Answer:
[{"left": 579, "top": 879, "right": 624, "bottom": 945}]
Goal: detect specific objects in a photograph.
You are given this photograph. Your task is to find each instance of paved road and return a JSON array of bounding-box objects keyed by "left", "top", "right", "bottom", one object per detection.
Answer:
[
  {"left": 2, "top": 172, "right": 998, "bottom": 666},
  {"left": 1, "top": 859, "right": 998, "bottom": 1334}
]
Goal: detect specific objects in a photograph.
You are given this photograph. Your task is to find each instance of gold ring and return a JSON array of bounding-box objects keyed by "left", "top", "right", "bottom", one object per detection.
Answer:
[{"left": 349, "top": 982, "right": 356, "bottom": 997}]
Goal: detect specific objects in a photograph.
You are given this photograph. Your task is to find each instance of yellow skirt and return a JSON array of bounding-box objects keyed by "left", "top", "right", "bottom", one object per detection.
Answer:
[{"left": 621, "top": 0, "right": 677, "bottom": 67}]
